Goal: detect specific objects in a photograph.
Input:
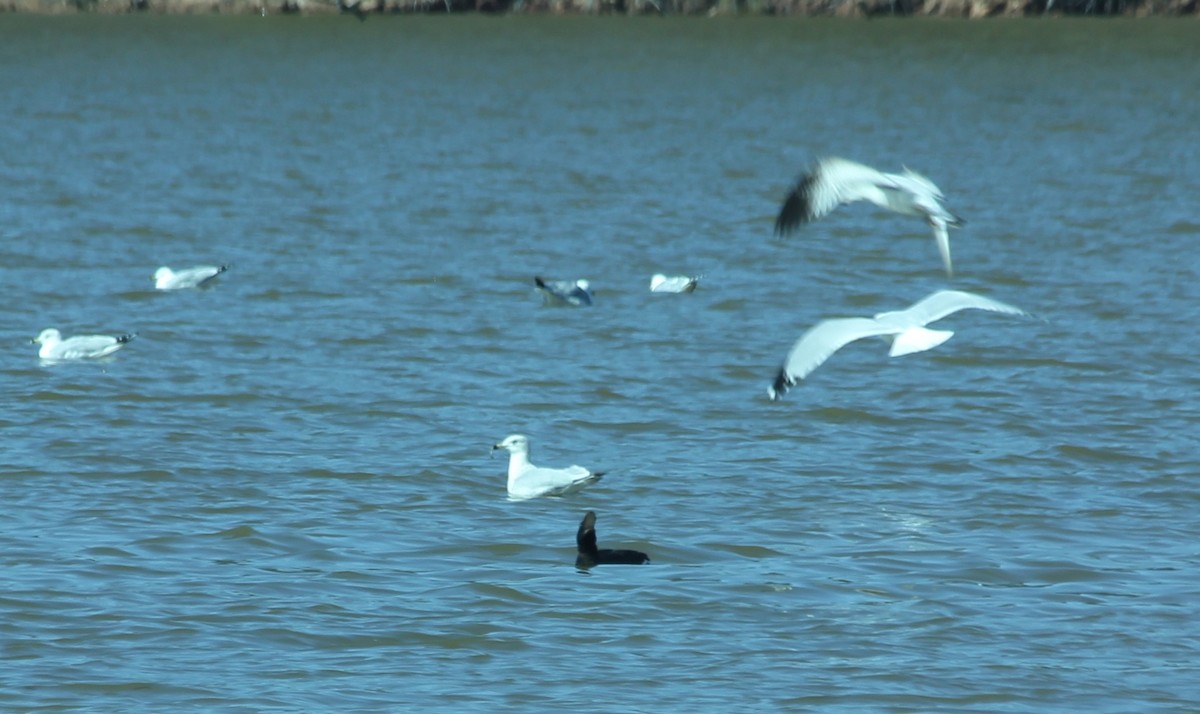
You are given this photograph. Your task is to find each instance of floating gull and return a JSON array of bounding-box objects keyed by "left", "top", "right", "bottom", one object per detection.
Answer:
[
  {"left": 774, "top": 157, "right": 963, "bottom": 276},
  {"left": 535, "top": 276, "right": 593, "bottom": 306},
  {"left": 33, "top": 328, "right": 136, "bottom": 361},
  {"left": 154, "top": 264, "right": 229, "bottom": 290},
  {"left": 768, "top": 290, "right": 1027, "bottom": 400},
  {"left": 650, "top": 273, "right": 700, "bottom": 294},
  {"left": 575, "top": 511, "right": 649, "bottom": 569},
  {"left": 492, "top": 434, "right": 603, "bottom": 500}
]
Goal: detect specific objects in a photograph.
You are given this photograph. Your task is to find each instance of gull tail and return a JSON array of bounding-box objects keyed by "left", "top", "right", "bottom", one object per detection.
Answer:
[
  {"left": 930, "top": 218, "right": 954, "bottom": 277},
  {"left": 889, "top": 327, "right": 953, "bottom": 357},
  {"left": 561, "top": 472, "right": 604, "bottom": 496}
]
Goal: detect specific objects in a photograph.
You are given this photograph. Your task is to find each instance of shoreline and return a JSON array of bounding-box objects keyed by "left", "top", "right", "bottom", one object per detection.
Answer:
[{"left": 2, "top": 0, "right": 1196, "bottom": 16}]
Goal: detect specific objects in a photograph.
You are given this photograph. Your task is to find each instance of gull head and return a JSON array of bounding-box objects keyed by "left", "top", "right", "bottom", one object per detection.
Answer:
[
  {"left": 492, "top": 434, "right": 530, "bottom": 457},
  {"left": 575, "top": 280, "right": 590, "bottom": 291},
  {"left": 33, "top": 328, "right": 61, "bottom": 345}
]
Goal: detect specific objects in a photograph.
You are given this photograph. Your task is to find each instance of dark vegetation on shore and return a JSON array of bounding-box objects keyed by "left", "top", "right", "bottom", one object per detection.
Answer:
[{"left": 3, "top": 0, "right": 1195, "bottom": 19}]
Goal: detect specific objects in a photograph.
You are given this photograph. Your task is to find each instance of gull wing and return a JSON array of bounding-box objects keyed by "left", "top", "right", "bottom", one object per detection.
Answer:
[
  {"left": 891, "top": 290, "right": 1027, "bottom": 328},
  {"left": 651, "top": 275, "right": 699, "bottom": 293},
  {"left": 176, "top": 265, "right": 226, "bottom": 287},
  {"left": 534, "top": 277, "right": 591, "bottom": 306},
  {"left": 891, "top": 167, "right": 946, "bottom": 201},
  {"left": 774, "top": 157, "right": 896, "bottom": 235},
  {"left": 769, "top": 316, "right": 902, "bottom": 399},
  {"left": 57, "top": 335, "right": 125, "bottom": 359},
  {"left": 566, "top": 285, "right": 593, "bottom": 306},
  {"left": 512, "top": 465, "right": 600, "bottom": 499}
]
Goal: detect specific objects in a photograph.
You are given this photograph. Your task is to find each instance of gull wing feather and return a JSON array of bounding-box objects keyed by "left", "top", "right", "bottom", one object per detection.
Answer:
[
  {"left": 512, "top": 465, "right": 599, "bottom": 499},
  {"left": 56, "top": 335, "right": 127, "bottom": 359},
  {"left": 176, "top": 265, "right": 226, "bottom": 287},
  {"left": 890, "top": 168, "right": 945, "bottom": 200},
  {"left": 770, "top": 316, "right": 903, "bottom": 399},
  {"left": 774, "top": 157, "right": 897, "bottom": 235},
  {"left": 62, "top": 336, "right": 123, "bottom": 357},
  {"left": 889, "top": 290, "right": 1028, "bottom": 328}
]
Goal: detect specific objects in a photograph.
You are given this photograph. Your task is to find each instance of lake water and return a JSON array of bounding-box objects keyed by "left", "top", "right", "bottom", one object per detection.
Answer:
[{"left": 2, "top": 15, "right": 1199, "bottom": 712}]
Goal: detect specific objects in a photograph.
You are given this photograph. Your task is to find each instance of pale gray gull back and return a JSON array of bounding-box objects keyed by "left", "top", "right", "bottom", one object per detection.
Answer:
[
  {"left": 650, "top": 273, "right": 701, "bottom": 294},
  {"left": 154, "top": 264, "right": 229, "bottom": 290},
  {"left": 33, "top": 328, "right": 137, "bottom": 361}
]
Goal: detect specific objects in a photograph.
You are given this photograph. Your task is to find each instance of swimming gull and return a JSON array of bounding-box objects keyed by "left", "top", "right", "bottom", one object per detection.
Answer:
[
  {"left": 33, "top": 328, "right": 136, "bottom": 361},
  {"left": 575, "top": 511, "right": 649, "bottom": 569},
  {"left": 768, "top": 289, "right": 1027, "bottom": 400},
  {"left": 154, "top": 264, "right": 229, "bottom": 290},
  {"left": 535, "top": 276, "right": 593, "bottom": 306},
  {"left": 650, "top": 273, "right": 701, "bottom": 294},
  {"left": 492, "top": 434, "right": 603, "bottom": 500},
  {"left": 774, "top": 157, "right": 963, "bottom": 276}
]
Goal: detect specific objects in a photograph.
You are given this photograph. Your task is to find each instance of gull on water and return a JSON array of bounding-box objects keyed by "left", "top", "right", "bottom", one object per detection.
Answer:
[
  {"left": 535, "top": 276, "right": 593, "bottom": 306},
  {"left": 492, "top": 434, "right": 603, "bottom": 500},
  {"left": 33, "top": 328, "right": 137, "bottom": 361},
  {"left": 575, "top": 511, "right": 649, "bottom": 569},
  {"left": 774, "top": 157, "right": 963, "bottom": 276},
  {"left": 154, "top": 264, "right": 229, "bottom": 290},
  {"left": 650, "top": 273, "right": 701, "bottom": 294},
  {"left": 768, "top": 289, "right": 1027, "bottom": 400}
]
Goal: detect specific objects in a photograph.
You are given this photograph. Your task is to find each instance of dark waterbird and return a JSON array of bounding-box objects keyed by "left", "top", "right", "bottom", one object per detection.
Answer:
[{"left": 575, "top": 511, "right": 649, "bottom": 569}]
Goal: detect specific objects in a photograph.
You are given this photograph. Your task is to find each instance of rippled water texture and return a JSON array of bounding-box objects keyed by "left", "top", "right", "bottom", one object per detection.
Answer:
[{"left": 2, "top": 16, "right": 1198, "bottom": 712}]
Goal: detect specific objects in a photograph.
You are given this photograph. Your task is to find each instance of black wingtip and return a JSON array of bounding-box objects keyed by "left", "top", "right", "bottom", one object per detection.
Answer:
[
  {"left": 534, "top": 276, "right": 547, "bottom": 289},
  {"left": 769, "top": 368, "right": 792, "bottom": 401},
  {"left": 117, "top": 332, "right": 138, "bottom": 345},
  {"left": 773, "top": 174, "right": 815, "bottom": 237}
]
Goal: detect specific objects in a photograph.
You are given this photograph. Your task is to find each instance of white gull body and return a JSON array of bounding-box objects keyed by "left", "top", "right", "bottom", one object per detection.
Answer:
[
  {"left": 774, "top": 157, "right": 963, "bottom": 276},
  {"left": 650, "top": 273, "right": 700, "bottom": 294},
  {"left": 154, "top": 264, "right": 228, "bottom": 290},
  {"left": 491, "top": 434, "right": 603, "bottom": 500},
  {"left": 768, "top": 290, "right": 1027, "bottom": 400},
  {"left": 33, "top": 328, "right": 136, "bottom": 361}
]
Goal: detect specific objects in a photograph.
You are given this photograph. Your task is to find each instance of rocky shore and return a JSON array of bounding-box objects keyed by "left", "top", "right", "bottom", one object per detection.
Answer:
[{"left": 2, "top": 0, "right": 1194, "bottom": 16}]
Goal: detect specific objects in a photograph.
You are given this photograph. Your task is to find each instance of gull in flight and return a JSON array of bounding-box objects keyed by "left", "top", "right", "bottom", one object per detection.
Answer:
[
  {"left": 154, "top": 264, "right": 229, "bottom": 290},
  {"left": 33, "top": 328, "right": 137, "bottom": 361},
  {"left": 768, "top": 290, "right": 1027, "bottom": 400},
  {"left": 492, "top": 434, "right": 604, "bottom": 500},
  {"left": 535, "top": 276, "right": 593, "bottom": 306},
  {"left": 650, "top": 273, "right": 701, "bottom": 294},
  {"left": 575, "top": 511, "right": 650, "bottom": 570},
  {"left": 774, "top": 157, "right": 963, "bottom": 276}
]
